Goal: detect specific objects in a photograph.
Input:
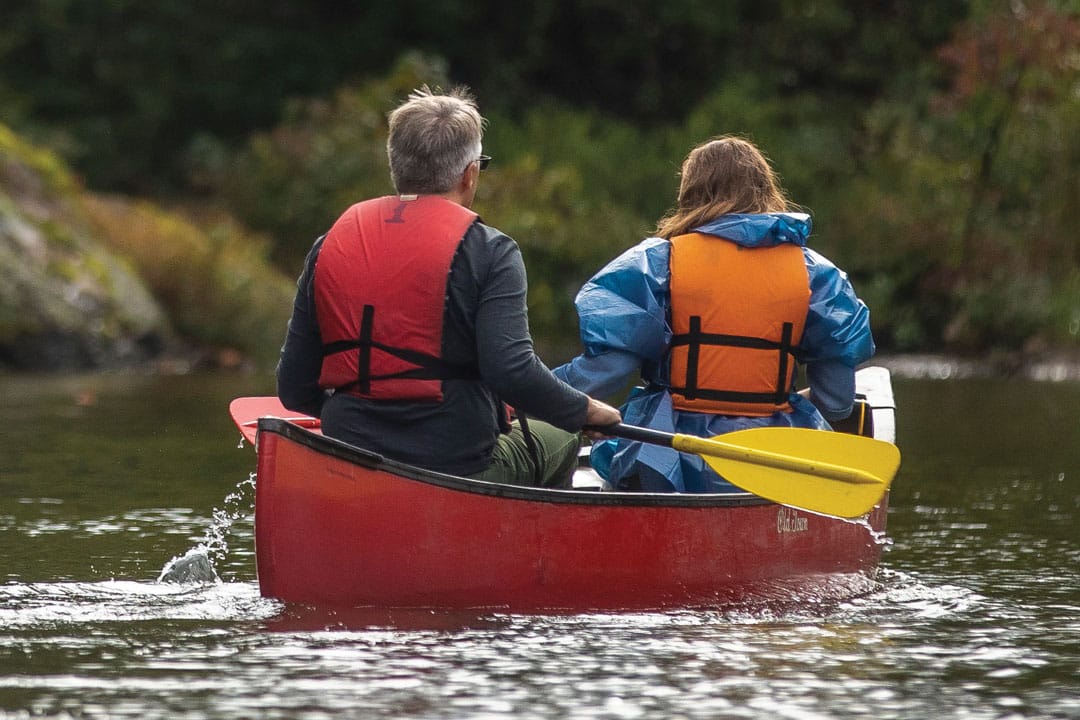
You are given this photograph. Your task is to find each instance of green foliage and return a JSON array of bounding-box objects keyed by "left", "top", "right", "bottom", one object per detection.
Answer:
[
  {"left": 1, "top": 0, "right": 1077, "bottom": 365},
  {"left": 0, "top": 0, "right": 385, "bottom": 192},
  {"left": 945, "top": 273, "right": 1056, "bottom": 352},
  {"left": 204, "top": 53, "right": 448, "bottom": 268},
  {"left": 81, "top": 196, "right": 296, "bottom": 369},
  {"left": 210, "top": 65, "right": 656, "bottom": 357},
  {"left": 475, "top": 155, "right": 651, "bottom": 359},
  {"left": 485, "top": 102, "right": 681, "bottom": 222},
  {"left": 678, "top": 78, "right": 861, "bottom": 229},
  {"left": 0, "top": 124, "right": 79, "bottom": 199},
  {"left": 1049, "top": 270, "right": 1080, "bottom": 348},
  {"left": 750, "top": 1, "right": 967, "bottom": 97},
  {"left": 0, "top": 0, "right": 970, "bottom": 195},
  {"left": 794, "top": 1, "right": 1080, "bottom": 355}
]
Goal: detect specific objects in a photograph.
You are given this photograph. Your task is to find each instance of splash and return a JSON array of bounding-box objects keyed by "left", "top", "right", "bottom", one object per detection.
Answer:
[
  {"left": 157, "top": 472, "right": 256, "bottom": 584},
  {"left": 827, "top": 509, "right": 894, "bottom": 549},
  {"left": 157, "top": 547, "right": 219, "bottom": 583},
  {"left": 854, "top": 514, "right": 893, "bottom": 549}
]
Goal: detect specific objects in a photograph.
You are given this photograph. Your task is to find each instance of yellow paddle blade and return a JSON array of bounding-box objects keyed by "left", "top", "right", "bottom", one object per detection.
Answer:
[{"left": 672, "top": 427, "right": 901, "bottom": 519}]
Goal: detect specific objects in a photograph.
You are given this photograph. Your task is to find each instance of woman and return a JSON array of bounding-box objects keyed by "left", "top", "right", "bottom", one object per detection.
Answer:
[{"left": 553, "top": 135, "right": 874, "bottom": 492}]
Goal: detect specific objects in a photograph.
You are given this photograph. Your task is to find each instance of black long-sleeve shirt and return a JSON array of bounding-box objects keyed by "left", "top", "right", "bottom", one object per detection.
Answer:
[{"left": 276, "top": 218, "right": 589, "bottom": 475}]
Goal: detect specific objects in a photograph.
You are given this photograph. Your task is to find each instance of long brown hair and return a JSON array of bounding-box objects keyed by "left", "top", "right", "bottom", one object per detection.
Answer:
[{"left": 655, "top": 136, "right": 794, "bottom": 239}]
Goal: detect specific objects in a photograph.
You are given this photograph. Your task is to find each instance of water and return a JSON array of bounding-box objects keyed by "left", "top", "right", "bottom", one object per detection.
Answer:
[{"left": 1, "top": 370, "right": 1078, "bottom": 719}]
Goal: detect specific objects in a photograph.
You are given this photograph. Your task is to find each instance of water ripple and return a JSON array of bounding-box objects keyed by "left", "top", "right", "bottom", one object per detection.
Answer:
[{"left": 0, "top": 580, "right": 278, "bottom": 628}]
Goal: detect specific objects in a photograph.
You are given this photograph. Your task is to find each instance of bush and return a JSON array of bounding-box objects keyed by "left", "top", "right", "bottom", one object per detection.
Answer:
[
  {"left": 82, "top": 196, "right": 296, "bottom": 369},
  {"left": 206, "top": 53, "right": 449, "bottom": 269}
]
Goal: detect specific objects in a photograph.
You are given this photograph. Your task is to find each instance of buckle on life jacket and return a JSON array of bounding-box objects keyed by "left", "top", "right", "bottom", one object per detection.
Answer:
[
  {"left": 321, "top": 304, "right": 479, "bottom": 396},
  {"left": 669, "top": 318, "right": 795, "bottom": 406}
]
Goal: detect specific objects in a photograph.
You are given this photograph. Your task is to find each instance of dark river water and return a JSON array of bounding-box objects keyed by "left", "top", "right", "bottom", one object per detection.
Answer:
[{"left": 1, "top": 369, "right": 1078, "bottom": 719}]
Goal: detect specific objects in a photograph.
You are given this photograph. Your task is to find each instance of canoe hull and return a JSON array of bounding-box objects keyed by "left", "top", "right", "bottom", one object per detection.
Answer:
[{"left": 254, "top": 426, "right": 889, "bottom": 612}]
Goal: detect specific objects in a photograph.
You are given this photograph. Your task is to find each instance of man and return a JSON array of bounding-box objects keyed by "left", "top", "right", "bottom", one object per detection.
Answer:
[{"left": 277, "top": 85, "right": 620, "bottom": 487}]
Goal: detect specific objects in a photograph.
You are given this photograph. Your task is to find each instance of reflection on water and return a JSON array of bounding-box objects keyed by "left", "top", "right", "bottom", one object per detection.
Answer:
[{"left": 1, "top": 371, "right": 1078, "bottom": 719}]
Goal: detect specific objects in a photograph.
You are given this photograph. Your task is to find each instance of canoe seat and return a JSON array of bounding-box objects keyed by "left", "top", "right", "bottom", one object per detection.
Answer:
[
  {"left": 572, "top": 444, "right": 612, "bottom": 491},
  {"left": 830, "top": 397, "right": 874, "bottom": 438}
]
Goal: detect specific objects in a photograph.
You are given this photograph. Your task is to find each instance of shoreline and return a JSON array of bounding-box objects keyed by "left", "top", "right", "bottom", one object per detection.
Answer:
[
  {"left": 871, "top": 352, "right": 1080, "bottom": 383},
  {"left": 4, "top": 350, "right": 1080, "bottom": 383}
]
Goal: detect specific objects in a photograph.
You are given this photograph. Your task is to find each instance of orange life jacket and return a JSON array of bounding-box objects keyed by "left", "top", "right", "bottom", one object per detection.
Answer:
[
  {"left": 314, "top": 195, "right": 478, "bottom": 401},
  {"left": 667, "top": 232, "right": 810, "bottom": 416}
]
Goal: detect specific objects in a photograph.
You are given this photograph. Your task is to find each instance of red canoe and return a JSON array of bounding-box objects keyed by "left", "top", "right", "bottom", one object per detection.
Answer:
[{"left": 248, "top": 367, "right": 898, "bottom": 612}]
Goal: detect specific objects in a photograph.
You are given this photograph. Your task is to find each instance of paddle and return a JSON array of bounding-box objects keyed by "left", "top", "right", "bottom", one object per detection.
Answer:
[
  {"left": 588, "top": 422, "right": 900, "bottom": 519},
  {"left": 228, "top": 396, "right": 320, "bottom": 445},
  {"left": 227, "top": 396, "right": 899, "bottom": 518}
]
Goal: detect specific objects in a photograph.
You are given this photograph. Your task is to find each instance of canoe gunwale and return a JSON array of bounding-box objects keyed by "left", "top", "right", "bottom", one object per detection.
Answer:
[{"left": 256, "top": 417, "right": 772, "bottom": 510}]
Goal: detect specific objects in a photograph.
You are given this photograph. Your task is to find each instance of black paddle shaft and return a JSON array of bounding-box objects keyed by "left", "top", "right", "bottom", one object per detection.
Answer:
[{"left": 585, "top": 423, "right": 677, "bottom": 448}]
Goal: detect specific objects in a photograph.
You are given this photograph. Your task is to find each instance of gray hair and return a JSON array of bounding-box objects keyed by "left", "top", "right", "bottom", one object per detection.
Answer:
[{"left": 386, "top": 85, "right": 485, "bottom": 194}]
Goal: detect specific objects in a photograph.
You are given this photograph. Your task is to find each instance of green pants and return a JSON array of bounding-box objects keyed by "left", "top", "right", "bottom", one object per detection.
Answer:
[{"left": 470, "top": 420, "right": 581, "bottom": 489}]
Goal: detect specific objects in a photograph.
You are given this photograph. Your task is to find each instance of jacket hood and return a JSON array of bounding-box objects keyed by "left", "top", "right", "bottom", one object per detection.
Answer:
[{"left": 691, "top": 213, "right": 811, "bottom": 248}]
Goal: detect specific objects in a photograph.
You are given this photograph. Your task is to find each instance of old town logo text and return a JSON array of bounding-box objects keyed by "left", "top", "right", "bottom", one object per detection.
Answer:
[{"left": 777, "top": 507, "right": 809, "bottom": 533}]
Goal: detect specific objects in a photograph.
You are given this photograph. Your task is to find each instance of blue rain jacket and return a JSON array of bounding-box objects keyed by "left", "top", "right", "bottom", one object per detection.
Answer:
[{"left": 553, "top": 213, "right": 874, "bottom": 493}]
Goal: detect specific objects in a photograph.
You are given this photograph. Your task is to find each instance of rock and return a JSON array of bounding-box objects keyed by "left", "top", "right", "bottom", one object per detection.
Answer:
[{"left": 0, "top": 123, "right": 175, "bottom": 371}]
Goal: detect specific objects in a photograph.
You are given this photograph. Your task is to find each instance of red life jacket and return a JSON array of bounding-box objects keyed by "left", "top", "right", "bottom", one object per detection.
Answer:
[
  {"left": 667, "top": 232, "right": 810, "bottom": 416},
  {"left": 314, "top": 195, "right": 478, "bottom": 401}
]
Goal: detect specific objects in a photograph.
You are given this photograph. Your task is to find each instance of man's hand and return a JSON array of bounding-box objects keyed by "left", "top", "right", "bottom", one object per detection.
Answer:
[{"left": 583, "top": 397, "right": 622, "bottom": 440}]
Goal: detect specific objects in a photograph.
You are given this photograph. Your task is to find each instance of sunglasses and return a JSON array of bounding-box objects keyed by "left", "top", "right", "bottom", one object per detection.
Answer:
[{"left": 476, "top": 154, "right": 491, "bottom": 171}]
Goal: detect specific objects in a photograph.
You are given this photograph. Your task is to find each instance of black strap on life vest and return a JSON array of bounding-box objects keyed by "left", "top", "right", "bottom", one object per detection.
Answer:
[
  {"left": 321, "top": 304, "right": 480, "bottom": 395},
  {"left": 668, "top": 317, "right": 796, "bottom": 405}
]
